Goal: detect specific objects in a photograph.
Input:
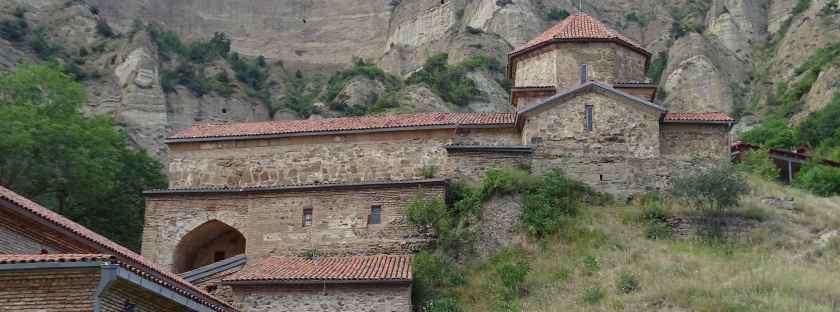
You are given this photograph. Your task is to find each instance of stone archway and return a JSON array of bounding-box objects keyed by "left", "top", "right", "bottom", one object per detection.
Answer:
[{"left": 173, "top": 220, "right": 246, "bottom": 273}]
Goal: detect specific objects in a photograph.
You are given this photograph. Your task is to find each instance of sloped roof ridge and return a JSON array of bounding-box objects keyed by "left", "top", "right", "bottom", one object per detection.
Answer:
[
  {"left": 518, "top": 81, "right": 667, "bottom": 115},
  {"left": 0, "top": 186, "right": 238, "bottom": 312},
  {"left": 511, "top": 12, "right": 648, "bottom": 56},
  {"left": 224, "top": 254, "right": 413, "bottom": 284}
]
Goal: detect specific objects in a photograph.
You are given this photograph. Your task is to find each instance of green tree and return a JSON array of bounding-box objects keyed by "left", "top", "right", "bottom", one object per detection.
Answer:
[{"left": 0, "top": 64, "right": 166, "bottom": 251}]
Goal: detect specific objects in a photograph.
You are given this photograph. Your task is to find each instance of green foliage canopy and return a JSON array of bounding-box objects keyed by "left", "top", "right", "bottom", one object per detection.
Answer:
[{"left": 0, "top": 64, "right": 166, "bottom": 251}]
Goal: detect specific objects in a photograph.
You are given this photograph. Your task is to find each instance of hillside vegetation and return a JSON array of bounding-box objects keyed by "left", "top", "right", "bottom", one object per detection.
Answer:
[{"left": 411, "top": 168, "right": 840, "bottom": 312}]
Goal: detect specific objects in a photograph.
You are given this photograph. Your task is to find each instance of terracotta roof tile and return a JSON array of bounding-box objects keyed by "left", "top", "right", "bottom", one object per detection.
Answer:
[
  {"left": 225, "top": 255, "right": 412, "bottom": 284},
  {"left": 0, "top": 253, "right": 114, "bottom": 264},
  {"left": 169, "top": 112, "right": 516, "bottom": 141},
  {"left": 511, "top": 13, "right": 648, "bottom": 56},
  {"left": 664, "top": 112, "right": 735, "bottom": 122},
  {"left": 0, "top": 186, "right": 237, "bottom": 312}
]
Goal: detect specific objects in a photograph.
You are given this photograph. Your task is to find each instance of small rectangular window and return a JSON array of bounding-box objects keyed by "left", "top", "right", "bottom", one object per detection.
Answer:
[
  {"left": 214, "top": 251, "right": 225, "bottom": 262},
  {"left": 303, "top": 208, "right": 313, "bottom": 227},
  {"left": 369, "top": 205, "right": 382, "bottom": 225},
  {"left": 585, "top": 105, "right": 594, "bottom": 131}
]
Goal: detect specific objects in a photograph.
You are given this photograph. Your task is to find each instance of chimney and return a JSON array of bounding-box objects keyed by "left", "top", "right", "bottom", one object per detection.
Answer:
[{"left": 580, "top": 64, "right": 589, "bottom": 84}]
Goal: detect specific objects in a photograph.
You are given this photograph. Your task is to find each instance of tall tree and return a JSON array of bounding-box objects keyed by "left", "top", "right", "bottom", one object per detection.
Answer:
[{"left": 0, "top": 64, "right": 166, "bottom": 251}]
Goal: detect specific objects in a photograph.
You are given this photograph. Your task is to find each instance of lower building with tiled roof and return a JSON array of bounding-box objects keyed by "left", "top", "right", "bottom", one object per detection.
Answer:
[{"left": 0, "top": 186, "right": 238, "bottom": 312}]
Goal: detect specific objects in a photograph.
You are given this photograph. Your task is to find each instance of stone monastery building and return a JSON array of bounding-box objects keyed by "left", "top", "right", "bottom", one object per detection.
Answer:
[{"left": 139, "top": 13, "right": 736, "bottom": 312}]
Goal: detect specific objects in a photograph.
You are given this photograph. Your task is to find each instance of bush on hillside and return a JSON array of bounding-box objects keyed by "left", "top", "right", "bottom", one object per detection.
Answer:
[
  {"left": 797, "top": 163, "right": 840, "bottom": 196},
  {"left": 412, "top": 251, "right": 464, "bottom": 311},
  {"left": 671, "top": 163, "right": 748, "bottom": 216},
  {"left": 737, "top": 148, "right": 781, "bottom": 180},
  {"left": 738, "top": 118, "right": 799, "bottom": 149},
  {"left": 95, "top": 19, "right": 117, "bottom": 38},
  {"left": 0, "top": 16, "right": 27, "bottom": 42},
  {"left": 407, "top": 53, "right": 485, "bottom": 107}
]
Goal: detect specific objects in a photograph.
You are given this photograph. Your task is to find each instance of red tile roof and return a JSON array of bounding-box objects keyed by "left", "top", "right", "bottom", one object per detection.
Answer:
[
  {"left": 0, "top": 186, "right": 237, "bottom": 312},
  {"left": 169, "top": 112, "right": 515, "bottom": 142},
  {"left": 664, "top": 112, "right": 735, "bottom": 123},
  {"left": 511, "top": 13, "right": 648, "bottom": 56},
  {"left": 0, "top": 253, "right": 114, "bottom": 264},
  {"left": 224, "top": 255, "right": 412, "bottom": 284}
]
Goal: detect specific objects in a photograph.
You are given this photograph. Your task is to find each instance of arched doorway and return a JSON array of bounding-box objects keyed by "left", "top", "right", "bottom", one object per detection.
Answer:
[{"left": 173, "top": 220, "right": 246, "bottom": 273}]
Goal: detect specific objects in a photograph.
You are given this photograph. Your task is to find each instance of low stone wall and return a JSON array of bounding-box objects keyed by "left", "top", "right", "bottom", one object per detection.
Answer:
[
  {"left": 532, "top": 156, "right": 721, "bottom": 195},
  {"left": 444, "top": 150, "right": 532, "bottom": 181},
  {"left": 232, "top": 284, "right": 411, "bottom": 312},
  {"left": 660, "top": 123, "right": 731, "bottom": 159}
]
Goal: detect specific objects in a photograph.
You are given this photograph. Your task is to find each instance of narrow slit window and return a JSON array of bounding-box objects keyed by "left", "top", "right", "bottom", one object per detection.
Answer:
[
  {"left": 302, "top": 208, "right": 313, "bottom": 227},
  {"left": 585, "top": 105, "right": 594, "bottom": 131},
  {"left": 370, "top": 205, "right": 382, "bottom": 225},
  {"left": 214, "top": 251, "right": 225, "bottom": 262}
]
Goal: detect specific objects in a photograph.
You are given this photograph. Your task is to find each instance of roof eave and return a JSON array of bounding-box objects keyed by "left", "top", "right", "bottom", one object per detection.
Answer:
[
  {"left": 166, "top": 123, "right": 516, "bottom": 144},
  {"left": 517, "top": 81, "right": 666, "bottom": 118},
  {"left": 222, "top": 278, "right": 412, "bottom": 286},
  {"left": 144, "top": 179, "right": 450, "bottom": 196}
]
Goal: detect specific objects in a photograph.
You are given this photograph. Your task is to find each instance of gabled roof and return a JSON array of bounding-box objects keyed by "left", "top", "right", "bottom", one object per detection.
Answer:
[
  {"left": 663, "top": 112, "right": 736, "bottom": 124},
  {"left": 517, "top": 81, "right": 667, "bottom": 116},
  {"left": 0, "top": 186, "right": 238, "bottom": 312},
  {"left": 223, "top": 255, "right": 412, "bottom": 285},
  {"left": 510, "top": 13, "right": 649, "bottom": 58},
  {"left": 168, "top": 112, "right": 516, "bottom": 143}
]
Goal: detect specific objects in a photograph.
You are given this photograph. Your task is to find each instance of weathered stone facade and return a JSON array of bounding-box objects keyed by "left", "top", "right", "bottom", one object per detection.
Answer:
[
  {"left": 232, "top": 284, "right": 411, "bottom": 312},
  {"left": 168, "top": 128, "right": 519, "bottom": 189},
  {"left": 660, "top": 123, "right": 731, "bottom": 159},
  {"left": 511, "top": 42, "right": 647, "bottom": 90},
  {"left": 143, "top": 181, "right": 445, "bottom": 271},
  {"left": 522, "top": 88, "right": 662, "bottom": 159}
]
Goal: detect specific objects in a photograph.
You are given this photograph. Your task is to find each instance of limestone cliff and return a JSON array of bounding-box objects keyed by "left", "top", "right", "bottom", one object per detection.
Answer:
[{"left": 3, "top": 0, "right": 839, "bottom": 159}]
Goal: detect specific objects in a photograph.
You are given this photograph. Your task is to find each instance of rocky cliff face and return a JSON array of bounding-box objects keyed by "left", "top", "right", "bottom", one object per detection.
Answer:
[{"left": 3, "top": 0, "right": 839, "bottom": 160}]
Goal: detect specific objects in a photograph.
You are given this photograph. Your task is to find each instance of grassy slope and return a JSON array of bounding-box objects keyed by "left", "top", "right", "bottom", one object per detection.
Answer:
[{"left": 455, "top": 176, "right": 840, "bottom": 311}]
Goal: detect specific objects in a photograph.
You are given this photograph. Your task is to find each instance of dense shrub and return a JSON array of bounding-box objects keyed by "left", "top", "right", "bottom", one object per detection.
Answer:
[
  {"left": 617, "top": 272, "right": 641, "bottom": 294},
  {"left": 489, "top": 248, "right": 530, "bottom": 297},
  {"left": 95, "top": 19, "right": 117, "bottom": 38},
  {"left": 637, "top": 193, "right": 672, "bottom": 240},
  {"left": 582, "top": 286, "right": 606, "bottom": 304},
  {"left": 797, "top": 163, "right": 840, "bottom": 196},
  {"left": 407, "top": 53, "right": 484, "bottom": 106},
  {"left": 27, "top": 28, "right": 62, "bottom": 59},
  {"left": 737, "top": 148, "right": 781, "bottom": 180},
  {"left": 671, "top": 163, "right": 749, "bottom": 216},
  {"left": 0, "top": 15, "right": 27, "bottom": 42},
  {"left": 793, "top": 0, "right": 813, "bottom": 14},
  {"left": 738, "top": 118, "right": 798, "bottom": 149},
  {"left": 321, "top": 58, "right": 399, "bottom": 113},
  {"left": 646, "top": 52, "right": 668, "bottom": 83},
  {"left": 797, "top": 93, "right": 840, "bottom": 148},
  {"left": 412, "top": 251, "right": 464, "bottom": 311}
]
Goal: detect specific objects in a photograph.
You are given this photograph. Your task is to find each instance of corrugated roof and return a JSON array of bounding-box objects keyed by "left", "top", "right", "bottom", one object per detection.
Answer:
[
  {"left": 168, "top": 112, "right": 516, "bottom": 142},
  {"left": 224, "top": 255, "right": 412, "bottom": 284},
  {"left": 0, "top": 186, "right": 237, "bottom": 312},
  {"left": 511, "top": 13, "right": 648, "bottom": 56},
  {"left": 664, "top": 112, "right": 735, "bottom": 123}
]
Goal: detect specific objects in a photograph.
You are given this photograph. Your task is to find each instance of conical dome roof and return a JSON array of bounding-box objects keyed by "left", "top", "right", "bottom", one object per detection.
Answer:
[{"left": 511, "top": 13, "right": 648, "bottom": 57}]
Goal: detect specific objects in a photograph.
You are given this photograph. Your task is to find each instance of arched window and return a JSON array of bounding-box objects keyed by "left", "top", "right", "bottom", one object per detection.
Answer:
[{"left": 173, "top": 220, "right": 246, "bottom": 273}]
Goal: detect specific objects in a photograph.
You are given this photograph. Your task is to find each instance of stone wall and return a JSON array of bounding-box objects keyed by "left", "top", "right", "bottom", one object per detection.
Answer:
[
  {"left": 614, "top": 45, "right": 648, "bottom": 83},
  {"left": 512, "top": 46, "right": 557, "bottom": 87},
  {"left": 512, "top": 42, "right": 649, "bottom": 91},
  {"left": 511, "top": 88, "right": 556, "bottom": 108},
  {"left": 445, "top": 150, "right": 532, "bottom": 181},
  {"left": 532, "top": 156, "right": 721, "bottom": 194},
  {"left": 0, "top": 268, "right": 98, "bottom": 311},
  {"left": 522, "top": 88, "right": 661, "bottom": 160},
  {"left": 660, "top": 124, "right": 731, "bottom": 159},
  {"left": 142, "top": 194, "right": 250, "bottom": 270},
  {"left": 167, "top": 128, "right": 519, "bottom": 189},
  {"left": 232, "top": 284, "right": 411, "bottom": 312},
  {"left": 143, "top": 182, "right": 445, "bottom": 270}
]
